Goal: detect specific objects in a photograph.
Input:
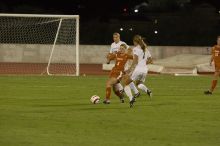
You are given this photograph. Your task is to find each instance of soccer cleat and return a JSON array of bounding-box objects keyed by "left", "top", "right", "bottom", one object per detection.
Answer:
[
  {"left": 103, "top": 99, "right": 110, "bottom": 104},
  {"left": 120, "top": 99, "right": 125, "bottom": 103},
  {"left": 129, "top": 98, "right": 136, "bottom": 108},
  {"left": 147, "top": 90, "right": 153, "bottom": 99},
  {"left": 134, "top": 92, "right": 140, "bottom": 98},
  {"left": 204, "top": 90, "right": 212, "bottom": 95},
  {"left": 117, "top": 89, "right": 125, "bottom": 103}
]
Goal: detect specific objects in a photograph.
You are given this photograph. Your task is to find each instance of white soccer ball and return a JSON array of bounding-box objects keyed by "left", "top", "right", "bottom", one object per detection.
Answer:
[{"left": 90, "top": 95, "right": 100, "bottom": 104}]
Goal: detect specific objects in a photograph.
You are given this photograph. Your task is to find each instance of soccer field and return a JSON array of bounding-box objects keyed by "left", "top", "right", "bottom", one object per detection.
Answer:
[{"left": 0, "top": 75, "right": 219, "bottom": 146}]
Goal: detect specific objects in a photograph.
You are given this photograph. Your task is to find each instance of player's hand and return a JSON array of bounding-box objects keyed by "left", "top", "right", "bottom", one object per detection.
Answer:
[
  {"left": 147, "top": 60, "right": 153, "bottom": 64},
  {"left": 106, "top": 54, "right": 110, "bottom": 59},
  {"left": 146, "top": 57, "right": 153, "bottom": 64},
  {"left": 106, "top": 53, "right": 111, "bottom": 64}
]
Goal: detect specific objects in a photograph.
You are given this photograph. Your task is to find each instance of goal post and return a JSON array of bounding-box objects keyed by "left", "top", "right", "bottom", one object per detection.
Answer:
[{"left": 0, "top": 13, "right": 80, "bottom": 76}]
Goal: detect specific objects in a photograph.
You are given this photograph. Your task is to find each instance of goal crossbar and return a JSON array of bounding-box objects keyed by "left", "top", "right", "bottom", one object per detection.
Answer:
[{"left": 0, "top": 13, "right": 79, "bottom": 18}]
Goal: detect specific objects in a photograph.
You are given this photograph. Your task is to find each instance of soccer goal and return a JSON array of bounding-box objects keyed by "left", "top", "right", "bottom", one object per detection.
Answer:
[{"left": 0, "top": 13, "right": 79, "bottom": 76}]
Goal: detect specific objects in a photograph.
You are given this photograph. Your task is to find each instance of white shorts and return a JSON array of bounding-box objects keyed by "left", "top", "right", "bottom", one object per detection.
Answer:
[{"left": 131, "top": 70, "right": 147, "bottom": 82}]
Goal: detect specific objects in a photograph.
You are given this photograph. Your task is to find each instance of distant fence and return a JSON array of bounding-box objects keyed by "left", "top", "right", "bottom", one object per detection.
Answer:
[{"left": 0, "top": 44, "right": 211, "bottom": 64}]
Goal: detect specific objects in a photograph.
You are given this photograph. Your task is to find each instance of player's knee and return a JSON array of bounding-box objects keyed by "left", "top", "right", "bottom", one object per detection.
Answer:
[
  {"left": 125, "top": 80, "right": 132, "bottom": 86},
  {"left": 214, "top": 71, "right": 220, "bottom": 77},
  {"left": 112, "top": 85, "right": 117, "bottom": 92},
  {"left": 122, "top": 75, "right": 130, "bottom": 85},
  {"left": 135, "top": 81, "right": 141, "bottom": 86},
  {"left": 106, "top": 81, "right": 112, "bottom": 88},
  {"left": 217, "top": 72, "right": 220, "bottom": 77}
]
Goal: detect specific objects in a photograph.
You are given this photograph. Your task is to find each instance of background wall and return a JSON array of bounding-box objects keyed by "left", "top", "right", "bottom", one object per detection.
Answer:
[{"left": 0, "top": 44, "right": 211, "bottom": 64}]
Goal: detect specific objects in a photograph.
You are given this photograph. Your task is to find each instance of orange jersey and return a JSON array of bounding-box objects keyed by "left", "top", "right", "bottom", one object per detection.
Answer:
[
  {"left": 108, "top": 53, "right": 133, "bottom": 71},
  {"left": 212, "top": 45, "right": 220, "bottom": 64},
  {"left": 107, "top": 53, "right": 133, "bottom": 78}
]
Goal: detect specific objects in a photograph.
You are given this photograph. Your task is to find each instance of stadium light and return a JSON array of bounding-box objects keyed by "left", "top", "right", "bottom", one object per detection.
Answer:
[
  {"left": 120, "top": 28, "right": 123, "bottom": 31},
  {"left": 154, "top": 30, "right": 158, "bottom": 34},
  {"left": 219, "top": 10, "right": 220, "bottom": 14},
  {"left": 129, "top": 28, "right": 133, "bottom": 31},
  {"left": 134, "top": 9, "right": 139, "bottom": 13}
]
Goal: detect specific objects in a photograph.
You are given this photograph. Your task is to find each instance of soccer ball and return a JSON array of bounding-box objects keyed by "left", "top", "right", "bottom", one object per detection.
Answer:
[{"left": 90, "top": 95, "right": 100, "bottom": 104}]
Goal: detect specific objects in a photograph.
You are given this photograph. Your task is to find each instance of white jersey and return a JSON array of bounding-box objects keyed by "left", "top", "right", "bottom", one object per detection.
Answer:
[
  {"left": 133, "top": 45, "right": 151, "bottom": 73},
  {"left": 110, "top": 41, "right": 129, "bottom": 53}
]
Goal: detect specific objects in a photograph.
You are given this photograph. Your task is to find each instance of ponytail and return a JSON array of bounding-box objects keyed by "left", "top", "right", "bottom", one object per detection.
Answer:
[
  {"left": 140, "top": 39, "right": 147, "bottom": 52},
  {"left": 133, "top": 35, "right": 147, "bottom": 51}
]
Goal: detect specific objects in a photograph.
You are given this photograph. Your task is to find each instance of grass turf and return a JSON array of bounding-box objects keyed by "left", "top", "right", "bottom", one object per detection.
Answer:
[{"left": 0, "top": 75, "right": 220, "bottom": 146}]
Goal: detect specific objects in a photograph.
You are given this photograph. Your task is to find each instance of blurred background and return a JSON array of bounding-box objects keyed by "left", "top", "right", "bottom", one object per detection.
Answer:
[{"left": 1, "top": 0, "right": 220, "bottom": 46}]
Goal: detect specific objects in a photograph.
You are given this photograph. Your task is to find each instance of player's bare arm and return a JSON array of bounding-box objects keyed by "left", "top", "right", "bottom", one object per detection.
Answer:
[
  {"left": 210, "top": 56, "right": 214, "bottom": 66},
  {"left": 106, "top": 53, "right": 116, "bottom": 64},
  {"left": 127, "top": 47, "right": 133, "bottom": 55},
  {"left": 210, "top": 47, "right": 214, "bottom": 66},
  {"left": 127, "top": 54, "right": 133, "bottom": 60},
  {"left": 126, "top": 54, "right": 138, "bottom": 74},
  {"left": 146, "top": 57, "right": 153, "bottom": 64}
]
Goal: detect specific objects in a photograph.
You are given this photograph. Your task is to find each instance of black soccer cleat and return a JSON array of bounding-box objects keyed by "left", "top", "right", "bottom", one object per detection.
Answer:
[
  {"left": 103, "top": 100, "right": 110, "bottom": 104},
  {"left": 119, "top": 97, "right": 125, "bottom": 103},
  {"left": 134, "top": 92, "right": 141, "bottom": 98},
  {"left": 129, "top": 98, "right": 136, "bottom": 108},
  {"left": 147, "top": 90, "right": 153, "bottom": 99},
  {"left": 118, "top": 90, "right": 125, "bottom": 103},
  {"left": 204, "top": 90, "right": 212, "bottom": 95}
]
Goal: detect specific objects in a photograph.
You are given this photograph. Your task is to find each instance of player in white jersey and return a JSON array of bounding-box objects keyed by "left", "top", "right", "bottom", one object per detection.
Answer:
[
  {"left": 110, "top": 33, "right": 129, "bottom": 53},
  {"left": 123, "top": 35, "right": 153, "bottom": 107},
  {"left": 106, "top": 33, "right": 140, "bottom": 103}
]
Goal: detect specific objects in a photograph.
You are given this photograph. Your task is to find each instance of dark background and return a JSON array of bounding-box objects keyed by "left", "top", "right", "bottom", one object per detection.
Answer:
[{"left": 0, "top": 0, "right": 220, "bottom": 46}]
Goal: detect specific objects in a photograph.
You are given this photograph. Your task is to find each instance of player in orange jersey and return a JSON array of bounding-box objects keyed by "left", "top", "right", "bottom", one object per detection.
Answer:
[
  {"left": 103, "top": 44, "right": 133, "bottom": 104},
  {"left": 204, "top": 36, "right": 220, "bottom": 94},
  {"left": 108, "top": 33, "right": 140, "bottom": 99}
]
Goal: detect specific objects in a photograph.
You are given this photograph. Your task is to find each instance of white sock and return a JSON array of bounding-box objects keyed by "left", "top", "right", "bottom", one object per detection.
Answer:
[
  {"left": 115, "top": 83, "right": 123, "bottom": 91},
  {"left": 124, "top": 85, "right": 133, "bottom": 101},
  {"left": 138, "top": 84, "right": 149, "bottom": 93},
  {"left": 129, "top": 82, "right": 139, "bottom": 94}
]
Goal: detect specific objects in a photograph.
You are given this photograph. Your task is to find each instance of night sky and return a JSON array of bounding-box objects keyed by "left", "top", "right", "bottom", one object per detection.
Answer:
[
  {"left": 0, "top": 0, "right": 219, "bottom": 15},
  {"left": 0, "top": 0, "right": 220, "bottom": 45}
]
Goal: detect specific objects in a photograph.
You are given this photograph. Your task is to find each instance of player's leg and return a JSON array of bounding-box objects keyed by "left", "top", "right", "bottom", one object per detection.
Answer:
[
  {"left": 136, "top": 80, "right": 152, "bottom": 99},
  {"left": 204, "top": 69, "right": 220, "bottom": 94},
  {"left": 123, "top": 74, "right": 136, "bottom": 107},
  {"left": 112, "top": 71, "right": 125, "bottom": 103},
  {"left": 125, "top": 61, "right": 140, "bottom": 97},
  {"left": 103, "top": 77, "right": 118, "bottom": 104},
  {"left": 129, "top": 82, "right": 140, "bottom": 98},
  {"left": 113, "top": 82, "right": 125, "bottom": 103},
  {"left": 132, "top": 72, "right": 152, "bottom": 99}
]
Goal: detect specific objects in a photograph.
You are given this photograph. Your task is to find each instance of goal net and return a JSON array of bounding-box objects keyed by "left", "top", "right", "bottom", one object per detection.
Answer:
[{"left": 0, "top": 14, "right": 79, "bottom": 76}]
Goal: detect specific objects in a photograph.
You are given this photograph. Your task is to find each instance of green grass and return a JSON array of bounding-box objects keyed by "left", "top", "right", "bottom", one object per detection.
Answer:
[{"left": 0, "top": 75, "right": 220, "bottom": 146}]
